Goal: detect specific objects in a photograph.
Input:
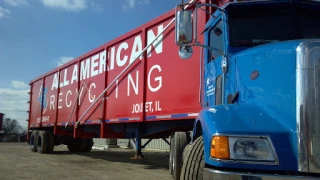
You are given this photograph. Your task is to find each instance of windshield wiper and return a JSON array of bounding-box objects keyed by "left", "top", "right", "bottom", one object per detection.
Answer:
[
  {"left": 252, "top": 39, "right": 279, "bottom": 44},
  {"left": 201, "top": 26, "right": 212, "bottom": 35},
  {"left": 231, "top": 39, "right": 279, "bottom": 47}
]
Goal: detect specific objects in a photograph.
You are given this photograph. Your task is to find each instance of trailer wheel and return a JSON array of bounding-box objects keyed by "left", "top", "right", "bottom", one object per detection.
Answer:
[
  {"left": 37, "top": 131, "right": 49, "bottom": 154},
  {"left": 67, "top": 138, "right": 93, "bottom": 152},
  {"left": 172, "top": 132, "right": 188, "bottom": 180},
  {"left": 30, "top": 130, "right": 38, "bottom": 152},
  {"left": 84, "top": 138, "right": 93, "bottom": 152},
  {"left": 180, "top": 136, "right": 204, "bottom": 180},
  {"left": 47, "top": 131, "right": 54, "bottom": 153},
  {"left": 169, "top": 133, "right": 174, "bottom": 175},
  {"left": 67, "top": 144, "right": 80, "bottom": 152}
]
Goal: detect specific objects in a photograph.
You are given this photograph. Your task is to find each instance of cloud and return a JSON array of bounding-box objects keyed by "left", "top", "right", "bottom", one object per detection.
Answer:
[
  {"left": 0, "top": 6, "right": 10, "bottom": 19},
  {"left": 0, "top": 81, "right": 29, "bottom": 128},
  {"left": 122, "top": 0, "right": 149, "bottom": 11},
  {"left": 56, "top": 56, "right": 74, "bottom": 66},
  {"left": 11, "top": 80, "right": 29, "bottom": 89},
  {"left": 3, "top": 0, "right": 29, "bottom": 7},
  {"left": 90, "top": 1, "right": 103, "bottom": 12},
  {"left": 39, "top": 0, "right": 88, "bottom": 12}
]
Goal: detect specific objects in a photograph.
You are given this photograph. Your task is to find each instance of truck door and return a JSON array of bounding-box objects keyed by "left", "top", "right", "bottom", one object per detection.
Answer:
[{"left": 204, "top": 17, "right": 225, "bottom": 107}]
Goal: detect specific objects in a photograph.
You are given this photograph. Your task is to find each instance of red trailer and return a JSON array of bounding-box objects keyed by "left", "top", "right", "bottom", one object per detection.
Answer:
[{"left": 27, "top": 0, "right": 211, "bottom": 178}]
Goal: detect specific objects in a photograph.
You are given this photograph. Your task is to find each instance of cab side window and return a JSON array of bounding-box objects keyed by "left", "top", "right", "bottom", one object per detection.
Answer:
[{"left": 208, "top": 19, "right": 224, "bottom": 63}]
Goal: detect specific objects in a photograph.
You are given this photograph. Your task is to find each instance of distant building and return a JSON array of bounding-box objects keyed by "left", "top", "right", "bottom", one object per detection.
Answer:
[{"left": 0, "top": 113, "right": 4, "bottom": 135}]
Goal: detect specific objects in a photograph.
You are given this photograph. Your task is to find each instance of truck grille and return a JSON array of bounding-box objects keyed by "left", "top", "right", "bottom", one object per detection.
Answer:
[{"left": 297, "top": 40, "right": 320, "bottom": 173}]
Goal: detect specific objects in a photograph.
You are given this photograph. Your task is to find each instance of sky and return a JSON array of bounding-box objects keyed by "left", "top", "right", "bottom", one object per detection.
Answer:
[{"left": 0, "top": 0, "right": 183, "bottom": 128}]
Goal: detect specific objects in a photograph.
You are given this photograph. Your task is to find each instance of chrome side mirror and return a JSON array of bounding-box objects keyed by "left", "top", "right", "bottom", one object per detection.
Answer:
[
  {"left": 175, "top": 9, "right": 193, "bottom": 46},
  {"left": 179, "top": 46, "right": 193, "bottom": 59}
]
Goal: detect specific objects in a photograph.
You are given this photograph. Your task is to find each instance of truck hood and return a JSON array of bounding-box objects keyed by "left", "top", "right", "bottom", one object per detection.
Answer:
[{"left": 230, "top": 40, "right": 305, "bottom": 131}]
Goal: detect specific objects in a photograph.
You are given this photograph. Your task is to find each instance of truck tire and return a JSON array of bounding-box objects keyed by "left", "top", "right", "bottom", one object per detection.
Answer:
[
  {"left": 47, "top": 131, "right": 54, "bottom": 153},
  {"left": 180, "top": 136, "right": 205, "bottom": 180},
  {"left": 37, "top": 131, "right": 49, "bottom": 154},
  {"left": 172, "top": 132, "right": 188, "bottom": 180},
  {"left": 30, "top": 130, "right": 38, "bottom": 152},
  {"left": 182, "top": 144, "right": 191, "bottom": 162},
  {"left": 169, "top": 133, "right": 174, "bottom": 175}
]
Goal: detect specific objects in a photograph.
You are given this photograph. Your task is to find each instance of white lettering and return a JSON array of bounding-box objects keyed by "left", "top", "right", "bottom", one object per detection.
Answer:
[
  {"left": 148, "top": 65, "right": 162, "bottom": 92},
  {"left": 50, "top": 95, "right": 55, "bottom": 110},
  {"left": 99, "top": 50, "right": 106, "bottom": 73},
  {"left": 130, "top": 35, "right": 143, "bottom": 64},
  {"left": 91, "top": 54, "right": 99, "bottom": 77},
  {"left": 89, "top": 83, "right": 96, "bottom": 103},
  {"left": 110, "top": 47, "right": 115, "bottom": 71},
  {"left": 66, "top": 90, "right": 72, "bottom": 107},
  {"left": 80, "top": 58, "right": 90, "bottom": 80},
  {"left": 58, "top": 92, "right": 63, "bottom": 109},
  {"left": 131, "top": 101, "right": 161, "bottom": 114},
  {"left": 77, "top": 87, "right": 84, "bottom": 105},
  {"left": 127, "top": 71, "right": 139, "bottom": 96},
  {"left": 117, "top": 42, "right": 128, "bottom": 67},
  {"left": 147, "top": 24, "right": 164, "bottom": 57},
  {"left": 63, "top": 69, "right": 69, "bottom": 86},
  {"left": 52, "top": 73, "right": 58, "bottom": 90},
  {"left": 71, "top": 64, "right": 78, "bottom": 84}
]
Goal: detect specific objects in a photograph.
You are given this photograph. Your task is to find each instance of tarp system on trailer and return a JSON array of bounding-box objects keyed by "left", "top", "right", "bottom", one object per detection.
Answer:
[{"left": 28, "top": 6, "right": 209, "bottom": 129}]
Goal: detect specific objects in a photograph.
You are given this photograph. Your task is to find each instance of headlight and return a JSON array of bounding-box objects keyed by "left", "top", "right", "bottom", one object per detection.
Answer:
[{"left": 210, "top": 135, "right": 278, "bottom": 164}]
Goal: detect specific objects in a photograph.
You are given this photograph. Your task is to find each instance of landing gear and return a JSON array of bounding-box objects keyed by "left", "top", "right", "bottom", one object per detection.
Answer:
[
  {"left": 131, "top": 127, "right": 144, "bottom": 159},
  {"left": 169, "top": 132, "right": 189, "bottom": 180}
]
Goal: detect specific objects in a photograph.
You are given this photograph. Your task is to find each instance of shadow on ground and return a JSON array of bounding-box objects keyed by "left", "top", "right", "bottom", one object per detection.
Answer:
[{"left": 50, "top": 147, "right": 170, "bottom": 170}]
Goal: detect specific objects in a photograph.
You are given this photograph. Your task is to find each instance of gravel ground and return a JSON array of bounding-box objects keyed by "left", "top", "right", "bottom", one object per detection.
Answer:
[{"left": 0, "top": 143, "right": 173, "bottom": 180}]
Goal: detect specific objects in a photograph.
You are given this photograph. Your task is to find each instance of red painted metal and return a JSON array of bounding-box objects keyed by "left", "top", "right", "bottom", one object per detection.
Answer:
[{"left": 28, "top": 1, "right": 211, "bottom": 138}]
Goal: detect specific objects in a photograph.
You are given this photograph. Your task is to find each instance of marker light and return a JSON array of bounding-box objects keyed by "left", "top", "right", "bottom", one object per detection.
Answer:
[{"left": 210, "top": 136, "right": 230, "bottom": 159}]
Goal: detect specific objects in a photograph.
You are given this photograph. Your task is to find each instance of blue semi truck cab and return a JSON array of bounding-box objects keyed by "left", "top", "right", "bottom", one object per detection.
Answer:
[{"left": 174, "top": 0, "right": 320, "bottom": 179}]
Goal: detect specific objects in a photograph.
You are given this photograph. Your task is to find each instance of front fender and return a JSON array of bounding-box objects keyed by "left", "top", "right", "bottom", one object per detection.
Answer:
[{"left": 194, "top": 104, "right": 297, "bottom": 171}]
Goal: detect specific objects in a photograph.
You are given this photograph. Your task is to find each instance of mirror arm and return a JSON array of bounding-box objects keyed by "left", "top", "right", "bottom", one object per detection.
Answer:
[
  {"left": 195, "top": 3, "right": 225, "bottom": 13},
  {"left": 194, "top": 42, "right": 224, "bottom": 56}
]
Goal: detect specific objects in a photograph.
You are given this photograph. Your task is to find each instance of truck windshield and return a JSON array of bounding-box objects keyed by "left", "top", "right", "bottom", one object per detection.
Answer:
[{"left": 228, "top": 4, "right": 320, "bottom": 47}]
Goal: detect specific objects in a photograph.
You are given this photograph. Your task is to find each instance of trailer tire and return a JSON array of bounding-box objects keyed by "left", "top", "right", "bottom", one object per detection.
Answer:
[
  {"left": 180, "top": 136, "right": 204, "bottom": 180},
  {"left": 172, "top": 132, "right": 188, "bottom": 180},
  {"left": 37, "top": 131, "right": 49, "bottom": 154},
  {"left": 67, "top": 144, "right": 80, "bottom": 152},
  {"left": 47, "top": 131, "right": 54, "bottom": 153},
  {"left": 30, "top": 130, "right": 38, "bottom": 152},
  {"left": 84, "top": 138, "right": 93, "bottom": 152},
  {"left": 67, "top": 138, "right": 93, "bottom": 152}
]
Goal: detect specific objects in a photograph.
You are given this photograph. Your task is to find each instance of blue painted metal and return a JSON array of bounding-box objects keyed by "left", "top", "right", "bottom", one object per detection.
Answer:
[
  {"left": 200, "top": 40, "right": 302, "bottom": 170},
  {"left": 146, "top": 113, "right": 198, "bottom": 120},
  {"left": 142, "top": 138, "right": 152, "bottom": 148},
  {"left": 102, "top": 113, "right": 198, "bottom": 122},
  {"left": 198, "top": 2, "right": 309, "bottom": 172},
  {"left": 135, "top": 127, "right": 143, "bottom": 157}
]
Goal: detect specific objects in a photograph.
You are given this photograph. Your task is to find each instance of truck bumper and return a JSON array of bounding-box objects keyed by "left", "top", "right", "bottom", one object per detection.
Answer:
[{"left": 203, "top": 168, "right": 320, "bottom": 180}]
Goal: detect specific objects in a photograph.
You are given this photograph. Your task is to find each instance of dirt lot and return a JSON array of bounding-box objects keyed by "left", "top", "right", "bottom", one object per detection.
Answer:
[{"left": 0, "top": 143, "right": 173, "bottom": 180}]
